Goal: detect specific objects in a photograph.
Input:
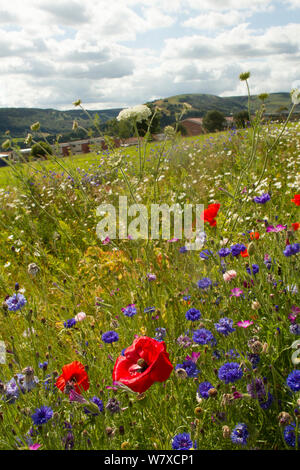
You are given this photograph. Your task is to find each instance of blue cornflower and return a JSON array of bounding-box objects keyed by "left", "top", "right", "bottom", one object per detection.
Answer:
[
  {"left": 5, "top": 293, "right": 27, "bottom": 311},
  {"left": 218, "top": 248, "right": 231, "bottom": 257},
  {"left": 290, "top": 324, "right": 300, "bottom": 335},
  {"left": 38, "top": 361, "right": 48, "bottom": 371},
  {"left": 247, "top": 353, "right": 260, "bottom": 369},
  {"left": 214, "top": 317, "right": 235, "bottom": 336},
  {"left": 230, "top": 243, "right": 247, "bottom": 257},
  {"left": 193, "top": 328, "right": 216, "bottom": 346},
  {"left": 230, "top": 423, "right": 249, "bottom": 445},
  {"left": 179, "top": 246, "right": 188, "bottom": 253},
  {"left": 199, "top": 249, "right": 213, "bottom": 259},
  {"left": 183, "top": 295, "right": 191, "bottom": 301},
  {"left": 64, "top": 318, "right": 76, "bottom": 328},
  {"left": 102, "top": 331, "right": 119, "bottom": 344},
  {"left": 155, "top": 327, "right": 166, "bottom": 341},
  {"left": 31, "top": 405, "right": 53, "bottom": 425},
  {"left": 84, "top": 396, "right": 104, "bottom": 416},
  {"left": 283, "top": 422, "right": 300, "bottom": 448},
  {"left": 227, "top": 348, "right": 240, "bottom": 358},
  {"left": 185, "top": 308, "right": 201, "bottom": 322},
  {"left": 253, "top": 193, "right": 271, "bottom": 204},
  {"left": 144, "top": 307, "right": 155, "bottom": 314},
  {"left": 247, "top": 378, "right": 266, "bottom": 399},
  {"left": 218, "top": 362, "right": 243, "bottom": 384},
  {"left": 175, "top": 359, "right": 200, "bottom": 377},
  {"left": 175, "top": 360, "right": 200, "bottom": 378},
  {"left": 197, "top": 381, "right": 214, "bottom": 399},
  {"left": 283, "top": 243, "right": 300, "bottom": 257},
  {"left": 246, "top": 264, "right": 259, "bottom": 275},
  {"left": 4, "top": 376, "right": 23, "bottom": 403},
  {"left": 121, "top": 304, "right": 137, "bottom": 317},
  {"left": 197, "top": 277, "right": 212, "bottom": 289},
  {"left": 172, "top": 433, "right": 196, "bottom": 450},
  {"left": 286, "top": 370, "right": 300, "bottom": 392},
  {"left": 259, "top": 392, "right": 273, "bottom": 410},
  {"left": 264, "top": 257, "right": 272, "bottom": 270}
]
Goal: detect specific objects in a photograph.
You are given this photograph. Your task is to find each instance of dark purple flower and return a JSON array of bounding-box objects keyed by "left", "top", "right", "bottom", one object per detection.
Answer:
[
  {"left": 230, "top": 423, "right": 248, "bottom": 445},
  {"left": 197, "top": 381, "right": 214, "bottom": 399},
  {"left": 197, "top": 277, "right": 212, "bottom": 289},
  {"left": 218, "top": 362, "right": 243, "bottom": 384},
  {"left": 253, "top": 193, "right": 271, "bottom": 204},
  {"left": 214, "top": 317, "right": 235, "bottom": 336},
  {"left": 193, "top": 328, "right": 216, "bottom": 346},
  {"left": 5, "top": 293, "right": 27, "bottom": 311},
  {"left": 102, "top": 331, "right": 119, "bottom": 344},
  {"left": 172, "top": 433, "right": 196, "bottom": 450},
  {"left": 64, "top": 318, "right": 76, "bottom": 328},
  {"left": 283, "top": 243, "right": 300, "bottom": 257},
  {"left": 31, "top": 406, "right": 53, "bottom": 425},
  {"left": 185, "top": 308, "right": 201, "bottom": 321},
  {"left": 175, "top": 360, "right": 200, "bottom": 378},
  {"left": 121, "top": 304, "right": 137, "bottom": 317}
]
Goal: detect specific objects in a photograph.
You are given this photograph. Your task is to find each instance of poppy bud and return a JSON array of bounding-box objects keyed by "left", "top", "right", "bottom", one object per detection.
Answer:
[
  {"left": 121, "top": 441, "right": 130, "bottom": 449},
  {"left": 247, "top": 242, "right": 255, "bottom": 255}
]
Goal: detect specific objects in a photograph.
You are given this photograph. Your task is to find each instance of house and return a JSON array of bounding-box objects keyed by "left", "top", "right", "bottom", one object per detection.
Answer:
[
  {"left": 12, "top": 148, "right": 32, "bottom": 161},
  {"left": 57, "top": 136, "right": 120, "bottom": 157},
  {"left": 180, "top": 118, "right": 204, "bottom": 136}
]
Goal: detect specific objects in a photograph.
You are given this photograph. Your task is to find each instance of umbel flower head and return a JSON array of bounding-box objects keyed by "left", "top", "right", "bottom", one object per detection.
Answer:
[
  {"left": 117, "top": 104, "right": 151, "bottom": 123},
  {"left": 290, "top": 88, "right": 300, "bottom": 105},
  {"left": 239, "top": 71, "right": 250, "bottom": 81}
]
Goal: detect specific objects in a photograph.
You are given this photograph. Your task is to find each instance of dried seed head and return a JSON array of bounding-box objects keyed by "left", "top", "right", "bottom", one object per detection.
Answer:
[
  {"left": 222, "top": 425, "right": 231, "bottom": 438},
  {"left": 278, "top": 412, "right": 293, "bottom": 426}
]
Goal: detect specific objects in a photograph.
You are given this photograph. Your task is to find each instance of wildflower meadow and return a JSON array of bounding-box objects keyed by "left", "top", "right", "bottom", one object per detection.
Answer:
[{"left": 0, "top": 76, "right": 299, "bottom": 452}]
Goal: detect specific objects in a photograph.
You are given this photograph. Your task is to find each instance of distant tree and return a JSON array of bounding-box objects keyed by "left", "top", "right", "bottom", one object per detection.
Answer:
[
  {"left": 136, "top": 104, "right": 161, "bottom": 137},
  {"left": 233, "top": 110, "right": 250, "bottom": 128},
  {"left": 203, "top": 110, "right": 226, "bottom": 132},
  {"left": 105, "top": 118, "right": 133, "bottom": 139},
  {"left": 176, "top": 122, "right": 188, "bottom": 136},
  {"left": 31, "top": 141, "right": 53, "bottom": 159}
]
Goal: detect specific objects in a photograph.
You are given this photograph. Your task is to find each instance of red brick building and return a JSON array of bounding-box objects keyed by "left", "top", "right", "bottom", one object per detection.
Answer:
[
  {"left": 57, "top": 137, "right": 120, "bottom": 157},
  {"left": 180, "top": 118, "right": 204, "bottom": 136}
]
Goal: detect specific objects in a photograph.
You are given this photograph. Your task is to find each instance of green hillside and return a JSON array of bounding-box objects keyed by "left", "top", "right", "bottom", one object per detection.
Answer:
[
  {"left": 150, "top": 92, "right": 298, "bottom": 126},
  {"left": 0, "top": 92, "right": 298, "bottom": 145}
]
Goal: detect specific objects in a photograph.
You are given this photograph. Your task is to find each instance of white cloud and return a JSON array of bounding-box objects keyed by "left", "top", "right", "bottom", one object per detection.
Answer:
[
  {"left": 182, "top": 11, "right": 251, "bottom": 30},
  {"left": 0, "top": 1, "right": 299, "bottom": 109}
]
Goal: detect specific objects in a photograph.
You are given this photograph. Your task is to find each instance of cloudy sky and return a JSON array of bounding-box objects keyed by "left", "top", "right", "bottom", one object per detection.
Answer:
[{"left": 1, "top": 0, "right": 300, "bottom": 110}]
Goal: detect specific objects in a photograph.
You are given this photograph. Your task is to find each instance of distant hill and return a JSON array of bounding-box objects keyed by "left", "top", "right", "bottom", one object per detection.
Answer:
[
  {"left": 0, "top": 108, "right": 122, "bottom": 143},
  {"left": 150, "top": 92, "right": 299, "bottom": 127},
  {"left": 0, "top": 92, "right": 298, "bottom": 144}
]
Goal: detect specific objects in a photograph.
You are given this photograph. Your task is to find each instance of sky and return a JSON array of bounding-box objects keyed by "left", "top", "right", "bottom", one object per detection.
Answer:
[{"left": 0, "top": 0, "right": 300, "bottom": 110}]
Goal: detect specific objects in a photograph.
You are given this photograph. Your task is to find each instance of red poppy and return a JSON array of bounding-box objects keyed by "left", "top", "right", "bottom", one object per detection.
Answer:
[
  {"left": 112, "top": 336, "right": 173, "bottom": 394},
  {"left": 56, "top": 361, "right": 89, "bottom": 394},
  {"left": 200, "top": 203, "right": 220, "bottom": 227},
  {"left": 291, "top": 194, "right": 300, "bottom": 206},
  {"left": 291, "top": 222, "right": 300, "bottom": 231},
  {"left": 249, "top": 232, "right": 260, "bottom": 240},
  {"left": 240, "top": 247, "right": 249, "bottom": 257}
]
